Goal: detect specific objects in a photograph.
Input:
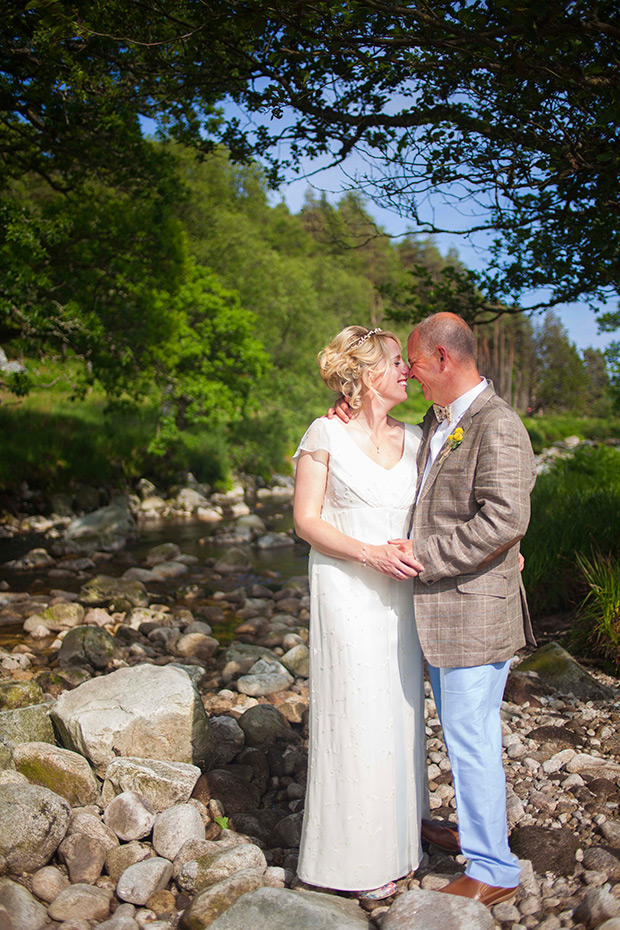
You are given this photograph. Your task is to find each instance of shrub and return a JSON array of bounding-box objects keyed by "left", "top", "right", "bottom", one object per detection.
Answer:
[{"left": 570, "top": 551, "right": 620, "bottom": 674}]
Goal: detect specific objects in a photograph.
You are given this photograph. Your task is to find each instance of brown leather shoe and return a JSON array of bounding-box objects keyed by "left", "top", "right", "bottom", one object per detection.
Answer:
[
  {"left": 420, "top": 818, "right": 461, "bottom": 854},
  {"left": 439, "top": 874, "right": 518, "bottom": 906}
]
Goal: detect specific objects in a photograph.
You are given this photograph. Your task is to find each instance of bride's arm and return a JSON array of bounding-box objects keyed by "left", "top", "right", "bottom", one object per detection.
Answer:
[{"left": 294, "top": 450, "right": 419, "bottom": 579}]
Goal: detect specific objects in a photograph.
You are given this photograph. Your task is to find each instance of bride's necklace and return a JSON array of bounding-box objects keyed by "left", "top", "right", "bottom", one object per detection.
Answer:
[{"left": 354, "top": 418, "right": 384, "bottom": 454}]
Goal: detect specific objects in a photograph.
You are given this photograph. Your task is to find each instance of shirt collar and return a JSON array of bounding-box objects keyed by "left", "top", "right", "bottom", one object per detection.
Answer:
[{"left": 446, "top": 377, "right": 488, "bottom": 424}]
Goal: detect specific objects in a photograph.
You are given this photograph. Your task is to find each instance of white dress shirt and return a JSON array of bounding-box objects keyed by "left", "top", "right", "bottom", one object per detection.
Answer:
[{"left": 418, "top": 377, "right": 488, "bottom": 496}]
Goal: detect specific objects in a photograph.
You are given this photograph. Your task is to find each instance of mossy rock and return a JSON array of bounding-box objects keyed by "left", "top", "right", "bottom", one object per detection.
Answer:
[
  {"left": 515, "top": 642, "right": 614, "bottom": 702},
  {"left": 57, "top": 625, "right": 117, "bottom": 671},
  {"left": 79, "top": 575, "right": 148, "bottom": 608},
  {"left": 0, "top": 704, "right": 55, "bottom": 748},
  {"left": 12, "top": 742, "right": 100, "bottom": 806},
  {"left": 25, "top": 602, "right": 84, "bottom": 633},
  {"left": 0, "top": 680, "right": 46, "bottom": 711},
  {"left": 35, "top": 667, "right": 93, "bottom": 698}
]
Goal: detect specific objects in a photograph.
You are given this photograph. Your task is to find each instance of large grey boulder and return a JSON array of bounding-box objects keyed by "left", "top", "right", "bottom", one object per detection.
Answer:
[
  {"left": 206, "top": 887, "right": 371, "bottom": 930},
  {"left": 12, "top": 742, "right": 100, "bottom": 806},
  {"left": 381, "top": 888, "right": 494, "bottom": 930},
  {"left": 51, "top": 664, "right": 214, "bottom": 776},
  {"left": 102, "top": 757, "right": 202, "bottom": 812},
  {"left": 0, "top": 783, "right": 70, "bottom": 873}
]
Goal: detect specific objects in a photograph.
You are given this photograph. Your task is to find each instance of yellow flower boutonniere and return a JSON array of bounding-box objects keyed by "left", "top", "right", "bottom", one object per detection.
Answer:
[
  {"left": 448, "top": 426, "right": 464, "bottom": 450},
  {"left": 438, "top": 426, "right": 465, "bottom": 465}
]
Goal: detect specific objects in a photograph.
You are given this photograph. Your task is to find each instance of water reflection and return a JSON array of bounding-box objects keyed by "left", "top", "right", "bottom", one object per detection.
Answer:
[{"left": 0, "top": 502, "right": 310, "bottom": 596}]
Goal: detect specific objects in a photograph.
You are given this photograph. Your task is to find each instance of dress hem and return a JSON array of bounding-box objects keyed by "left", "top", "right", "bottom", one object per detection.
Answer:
[{"left": 296, "top": 856, "right": 422, "bottom": 893}]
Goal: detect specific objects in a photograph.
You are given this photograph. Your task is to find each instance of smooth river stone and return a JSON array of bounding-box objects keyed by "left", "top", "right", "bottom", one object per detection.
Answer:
[{"left": 51, "top": 664, "right": 214, "bottom": 775}]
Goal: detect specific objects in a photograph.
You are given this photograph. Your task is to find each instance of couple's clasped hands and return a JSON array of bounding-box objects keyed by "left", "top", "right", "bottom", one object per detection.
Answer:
[{"left": 366, "top": 538, "right": 424, "bottom": 580}]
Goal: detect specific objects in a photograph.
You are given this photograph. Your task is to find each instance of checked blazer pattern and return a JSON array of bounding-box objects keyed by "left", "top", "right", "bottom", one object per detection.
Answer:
[{"left": 410, "top": 383, "right": 537, "bottom": 668}]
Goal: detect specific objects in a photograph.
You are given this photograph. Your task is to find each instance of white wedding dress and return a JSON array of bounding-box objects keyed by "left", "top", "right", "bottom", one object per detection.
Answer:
[{"left": 293, "top": 417, "right": 428, "bottom": 891}]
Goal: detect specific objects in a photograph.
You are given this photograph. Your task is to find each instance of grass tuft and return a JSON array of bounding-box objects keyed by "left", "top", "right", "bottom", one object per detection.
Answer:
[{"left": 570, "top": 550, "right": 620, "bottom": 674}]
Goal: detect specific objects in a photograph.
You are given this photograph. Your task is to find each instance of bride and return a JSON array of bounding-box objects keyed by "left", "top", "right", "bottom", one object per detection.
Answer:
[{"left": 293, "top": 325, "right": 428, "bottom": 900}]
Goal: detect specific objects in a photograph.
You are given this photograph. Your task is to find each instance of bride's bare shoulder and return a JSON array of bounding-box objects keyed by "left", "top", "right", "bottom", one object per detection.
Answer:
[{"left": 389, "top": 417, "right": 422, "bottom": 438}]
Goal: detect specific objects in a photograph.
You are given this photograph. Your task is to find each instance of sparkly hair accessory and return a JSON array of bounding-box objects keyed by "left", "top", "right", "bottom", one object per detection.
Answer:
[{"left": 351, "top": 327, "right": 382, "bottom": 350}]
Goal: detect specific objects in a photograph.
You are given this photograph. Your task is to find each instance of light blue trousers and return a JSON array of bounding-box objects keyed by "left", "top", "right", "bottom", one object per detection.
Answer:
[{"left": 427, "top": 659, "right": 521, "bottom": 888}]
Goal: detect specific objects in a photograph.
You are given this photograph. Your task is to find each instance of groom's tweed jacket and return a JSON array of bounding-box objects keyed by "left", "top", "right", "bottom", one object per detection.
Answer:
[{"left": 411, "top": 383, "right": 537, "bottom": 668}]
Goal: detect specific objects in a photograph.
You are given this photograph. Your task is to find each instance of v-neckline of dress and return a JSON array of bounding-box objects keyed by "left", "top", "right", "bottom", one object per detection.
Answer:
[{"left": 333, "top": 417, "right": 407, "bottom": 473}]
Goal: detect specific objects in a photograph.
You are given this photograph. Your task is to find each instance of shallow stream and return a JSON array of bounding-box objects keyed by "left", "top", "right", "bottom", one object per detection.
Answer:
[{"left": 0, "top": 502, "right": 310, "bottom": 647}]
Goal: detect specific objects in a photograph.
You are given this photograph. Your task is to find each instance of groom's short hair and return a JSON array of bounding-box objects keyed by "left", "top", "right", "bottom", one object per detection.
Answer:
[{"left": 415, "top": 313, "right": 475, "bottom": 363}]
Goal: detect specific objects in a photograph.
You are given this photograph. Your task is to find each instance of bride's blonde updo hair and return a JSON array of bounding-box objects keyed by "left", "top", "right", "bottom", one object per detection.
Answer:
[{"left": 318, "top": 326, "right": 401, "bottom": 410}]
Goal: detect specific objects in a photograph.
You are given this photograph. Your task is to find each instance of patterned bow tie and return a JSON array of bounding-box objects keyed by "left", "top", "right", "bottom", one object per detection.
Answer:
[{"left": 433, "top": 403, "right": 453, "bottom": 423}]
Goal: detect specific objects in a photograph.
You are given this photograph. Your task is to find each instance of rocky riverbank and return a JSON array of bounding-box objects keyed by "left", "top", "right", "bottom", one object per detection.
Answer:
[{"left": 0, "top": 481, "right": 620, "bottom": 930}]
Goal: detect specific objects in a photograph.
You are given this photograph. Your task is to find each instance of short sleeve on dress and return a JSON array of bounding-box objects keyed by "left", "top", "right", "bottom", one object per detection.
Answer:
[{"left": 292, "top": 418, "right": 333, "bottom": 462}]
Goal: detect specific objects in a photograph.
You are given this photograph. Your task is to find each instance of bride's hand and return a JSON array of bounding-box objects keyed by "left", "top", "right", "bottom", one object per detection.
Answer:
[{"left": 365, "top": 542, "right": 423, "bottom": 579}]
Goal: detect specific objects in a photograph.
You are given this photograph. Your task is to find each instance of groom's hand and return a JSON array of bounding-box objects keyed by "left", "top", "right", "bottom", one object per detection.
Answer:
[
  {"left": 327, "top": 395, "right": 351, "bottom": 423},
  {"left": 388, "top": 538, "right": 424, "bottom": 575}
]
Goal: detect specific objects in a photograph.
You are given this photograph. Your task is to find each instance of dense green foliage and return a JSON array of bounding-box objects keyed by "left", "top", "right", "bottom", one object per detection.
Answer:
[
  {"left": 1, "top": 149, "right": 436, "bottom": 487},
  {"left": 2, "top": 143, "right": 616, "bottom": 487},
  {"left": 522, "top": 446, "right": 620, "bottom": 621}
]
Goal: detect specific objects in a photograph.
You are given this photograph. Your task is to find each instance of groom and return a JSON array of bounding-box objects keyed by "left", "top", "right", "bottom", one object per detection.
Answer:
[{"left": 392, "top": 312, "right": 536, "bottom": 904}]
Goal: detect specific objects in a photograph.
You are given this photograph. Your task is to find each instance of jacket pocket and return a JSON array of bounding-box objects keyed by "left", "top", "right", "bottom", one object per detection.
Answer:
[{"left": 456, "top": 571, "right": 507, "bottom": 599}]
